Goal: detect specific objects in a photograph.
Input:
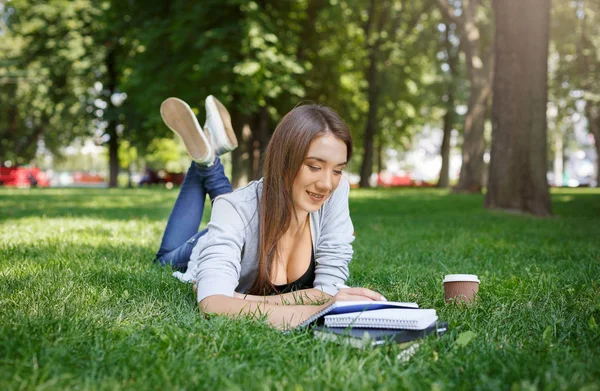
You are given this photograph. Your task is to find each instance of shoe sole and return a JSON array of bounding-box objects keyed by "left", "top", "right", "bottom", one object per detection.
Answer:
[
  {"left": 160, "top": 98, "right": 213, "bottom": 164},
  {"left": 205, "top": 95, "right": 238, "bottom": 155}
]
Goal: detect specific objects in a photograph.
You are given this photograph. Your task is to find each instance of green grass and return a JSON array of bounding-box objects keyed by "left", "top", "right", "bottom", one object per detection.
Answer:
[{"left": 1, "top": 186, "right": 599, "bottom": 390}]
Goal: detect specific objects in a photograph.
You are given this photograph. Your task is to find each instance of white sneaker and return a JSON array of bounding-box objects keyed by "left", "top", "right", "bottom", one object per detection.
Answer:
[
  {"left": 160, "top": 97, "right": 214, "bottom": 166},
  {"left": 204, "top": 95, "right": 238, "bottom": 156}
]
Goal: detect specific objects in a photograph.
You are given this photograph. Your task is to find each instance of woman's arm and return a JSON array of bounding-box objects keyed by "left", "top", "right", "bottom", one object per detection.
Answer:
[
  {"left": 194, "top": 285, "right": 331, "bottom": 305},
  {"left": 201, "top": 287, "right": 384, "bottom": 330},
  {"left": 233, "top": 288, "right": 331, "bottom": 305},
  {"left": 233, "top": 287, "right": 384, "bottom": 305},
  {"left": 200, "top": 294, "right": 327, "bottom": 329},
  {"left": 313, "top": 177, "right": 355, "bottom": 295}
]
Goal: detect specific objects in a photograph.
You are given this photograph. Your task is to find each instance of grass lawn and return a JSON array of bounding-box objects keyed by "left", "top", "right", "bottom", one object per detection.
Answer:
[{"left": 1, "top": 186, "right": 599, "bottom": 390}]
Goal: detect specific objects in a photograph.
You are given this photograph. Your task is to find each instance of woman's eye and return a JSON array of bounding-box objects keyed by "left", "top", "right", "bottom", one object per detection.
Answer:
[
  {"left": 308, "top": 165, "right": 320, "bottom": 172},
  {"left": 333, "top": 170, "right": 343, "bottom": 176}
]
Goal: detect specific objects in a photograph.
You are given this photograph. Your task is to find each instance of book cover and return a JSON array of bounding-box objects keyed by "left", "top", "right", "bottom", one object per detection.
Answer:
[
  {"left": 313, "top": 321, "right": 448, "bottom": 349},
  {"left": 296, "top": 300, "right": 419, "bottom": 329}
]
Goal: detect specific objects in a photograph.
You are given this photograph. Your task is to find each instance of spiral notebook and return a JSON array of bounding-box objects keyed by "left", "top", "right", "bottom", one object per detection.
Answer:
[
  {"left": 324, "top": 308, "right": 438, "bottom": 330},
  {"left": 295, "top": 300, "right": 419, "bottom": 329}
]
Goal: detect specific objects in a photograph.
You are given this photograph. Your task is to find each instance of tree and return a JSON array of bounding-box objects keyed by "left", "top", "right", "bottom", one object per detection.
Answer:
[
  {"left": 485, "top": 0, "right": 552, "bottom": 216},
  {"left": 356, "top": 0, "right": 436, "bottom": 187},
  {"left": 551, "top": 0, "right": 600, "bottom": 186},
  {"left": 437, "top": 0, "right": 494, "bottom": 193},
  {"left": 0, "top": 0, "right": 99, "bottom": 165},
  {"left": 578, "top": 1, "right": 600, "bottom": 186},
  {"left": 118, "top": 1, "right": 308, "bottom": 186},
  {"left": 436, "top": 22, "right": 461, "bottom": 188}
]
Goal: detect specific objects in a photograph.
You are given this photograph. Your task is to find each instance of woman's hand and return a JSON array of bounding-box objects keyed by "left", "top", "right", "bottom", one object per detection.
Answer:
[{"left": 333, "top": 287, "right": 386, "bottom": 302}]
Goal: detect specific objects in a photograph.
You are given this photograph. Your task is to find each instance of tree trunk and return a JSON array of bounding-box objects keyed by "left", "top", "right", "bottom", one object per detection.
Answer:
[
  {"left": 358, "top": 42, "right": 380, "bottom": 188},
  {"left": 6, "top": 88, "right": 18, "bottom": 140},
  {"left": 247, "top": 113, "right": 258, "bottom": 182},
  {"left": 250, "top": 106, "right": 269, "bottom": 180},
  {"left": 595, "top": 122, "right": 600, "bottom": 187},
  {"left": 376, "top": 135, "right": 383, "bottom": 176},
  {"left": 437, "top": 106, "right": 453, "bottom": 188},
  {"left": 127, "top": 164, "right": 133, "bottom": 188},
  {"left": 437, "top": 23, "right": 457, "bottom": 189},
  {"left": 107, "top": 120, "right": 119, "bottom": 188},
  {"left": 485, "top": 0, "right": 551, "bottom": 216},
  {"left": 105, "top": 43, "right": 120, "bottom": 188},
  {"left": 456, "top": 75, "right": 490, "bottom": 192},
  {"left": 357, "top": 0, "right": 384, "bottom": 188},
  {"left": 230, "top": 108, "right": 251, "bottom": 188},
  {"left": 0, "top": 83, "right": 17, "bottom": 163},
  {"left": 297, "top": 0, "right": 326, "bottom": 63},
  {"left": 553, "top": 129, "right": 563, "bottom": 187},
  {"left": 437, "top": 0, "right": 494, "bottom": 193},
  {"left": 15, "top": 125, "right": 44, "bottom": 164},
  {"left": 585, "top": 102, "right": 600, "bottom": 186}
]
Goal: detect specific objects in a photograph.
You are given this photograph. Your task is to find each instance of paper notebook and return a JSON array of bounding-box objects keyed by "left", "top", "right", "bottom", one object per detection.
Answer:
[
  {"left": 324, "top": 308, "right": 438, "bottom": 330},
  {"left": 296, "top": 300, "right": 419, "bottom": 329}
]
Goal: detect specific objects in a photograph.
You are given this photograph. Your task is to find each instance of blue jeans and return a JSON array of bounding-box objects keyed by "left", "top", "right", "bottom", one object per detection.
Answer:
[{"left": 155, "top": 157, "right": 233, "bottom": 270}]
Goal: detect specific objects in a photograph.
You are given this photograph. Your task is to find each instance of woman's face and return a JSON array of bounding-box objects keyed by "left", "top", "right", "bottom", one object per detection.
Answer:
[{"left": 292, "top": 133, "right": 348, "bottom": 214}]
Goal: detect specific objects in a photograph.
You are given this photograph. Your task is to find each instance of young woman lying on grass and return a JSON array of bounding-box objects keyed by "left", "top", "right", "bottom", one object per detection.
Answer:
[{"left": 155, "top": 96, "right": 384, "bottom": 329}]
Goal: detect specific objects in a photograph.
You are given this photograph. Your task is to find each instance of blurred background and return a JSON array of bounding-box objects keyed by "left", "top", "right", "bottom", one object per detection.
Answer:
[{"left": 0, "top": 0, "right": 597, "bottom": 191}]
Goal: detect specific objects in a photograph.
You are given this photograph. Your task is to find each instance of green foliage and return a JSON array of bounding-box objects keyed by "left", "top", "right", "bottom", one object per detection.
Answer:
[
  {"left": 1, "top": 0, "right": 466, "bottom": 171},
  {"left": 144, "top": 137, "right": 188, "bottom": 172},
  {"left": 1, "top": 0, "right": 596, "bottom": 187},
  {"left": 118, "top": 139, "right": 138, "bottom": 169},
  {"left": 0, "top": 0, "right": 100, "bottom": 163},
  {"left": 547, "top": 1, "right": 600, "bottom": 171},
  {"left": 551, "top": 1, "right": 600, "bottom": 100},
  {"left": 1, "top": 187, "right": 599, "bottom": 389}
]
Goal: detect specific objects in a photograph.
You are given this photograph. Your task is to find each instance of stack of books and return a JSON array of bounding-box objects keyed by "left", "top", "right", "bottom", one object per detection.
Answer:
[{"left": 298, "top": 301, "right": 447, "bottom": 350}]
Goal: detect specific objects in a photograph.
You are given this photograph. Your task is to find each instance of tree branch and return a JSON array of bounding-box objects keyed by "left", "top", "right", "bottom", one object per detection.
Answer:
[
  {"left": 363, "top": 0, "right": 377, "bottom": 40},
  {"left": 464, "top": 0, "right": 478, "bottom": 24}
]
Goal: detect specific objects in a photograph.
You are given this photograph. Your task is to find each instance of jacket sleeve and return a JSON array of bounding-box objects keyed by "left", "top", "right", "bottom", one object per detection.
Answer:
[
  {"left": 313, "top": 177, "right": 355, "bottom": 296},
  {"left": 187, "top": 198, "right": 246, "bottom": 303}
]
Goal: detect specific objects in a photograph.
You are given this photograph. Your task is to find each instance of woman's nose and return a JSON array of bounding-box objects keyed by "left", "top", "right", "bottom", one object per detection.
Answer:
[{"left": 316, "top": 171, "right": 333, "bottom": 191}]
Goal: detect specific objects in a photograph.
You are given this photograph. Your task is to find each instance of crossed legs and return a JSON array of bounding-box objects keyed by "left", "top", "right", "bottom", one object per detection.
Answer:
[{"left": 154, "top": 96, "right": 237, "bottom": 270}]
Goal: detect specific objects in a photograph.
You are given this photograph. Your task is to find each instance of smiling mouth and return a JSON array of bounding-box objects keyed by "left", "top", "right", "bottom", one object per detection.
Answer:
[{"left": 307, "top": 191, "right": 326, "bottom": 200}]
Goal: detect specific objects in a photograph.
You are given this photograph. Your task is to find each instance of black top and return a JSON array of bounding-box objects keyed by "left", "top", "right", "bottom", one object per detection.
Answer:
[{"left": 272, "top": 248, "right": 316, "bottom": 294}]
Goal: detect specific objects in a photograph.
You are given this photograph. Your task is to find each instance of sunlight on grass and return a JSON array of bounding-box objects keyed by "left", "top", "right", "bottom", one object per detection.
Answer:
[
  {"left": 551, "top": 187, "right": 600, "bottom": 195},
  {"left": 350, "top": 187, "right": 453, "bottom": 200}
]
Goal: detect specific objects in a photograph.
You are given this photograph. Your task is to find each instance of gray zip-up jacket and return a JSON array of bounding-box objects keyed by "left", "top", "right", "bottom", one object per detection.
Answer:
[{"left": 186, "top": 177, "right": 355, "bottom": 303}]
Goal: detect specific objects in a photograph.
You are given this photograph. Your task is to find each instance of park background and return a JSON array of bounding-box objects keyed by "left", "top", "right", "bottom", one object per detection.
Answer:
[
  {"left": 1, "top": 0, "right": 600, "bottom": 390},
  {"left": 1, "top": 0, "right": 599, "bottom": 203}
]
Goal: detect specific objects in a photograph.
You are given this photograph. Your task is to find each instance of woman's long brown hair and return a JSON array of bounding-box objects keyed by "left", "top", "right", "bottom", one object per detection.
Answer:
[{"left": 248, "top": 104, "right": 353, "bottom": 295}]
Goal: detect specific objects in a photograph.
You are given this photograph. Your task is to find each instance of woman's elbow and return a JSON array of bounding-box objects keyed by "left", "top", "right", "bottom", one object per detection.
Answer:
[{"left": 198, "top": 294, "right": 235, "bottom": 313}]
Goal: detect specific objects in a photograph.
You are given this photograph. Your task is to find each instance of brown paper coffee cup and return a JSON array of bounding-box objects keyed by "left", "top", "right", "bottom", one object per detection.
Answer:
[{"left": 443, "top": 274, "right": 480, "bottom": 304}]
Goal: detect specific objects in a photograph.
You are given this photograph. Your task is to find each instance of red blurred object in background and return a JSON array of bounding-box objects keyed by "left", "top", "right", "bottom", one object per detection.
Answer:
[
  {"left": 0, "top": 167, "right": 50, "bottom": 188},
  {"left": 377, "top": 172, "right": 413, "bottom": 187},
  {"left": 377, "top": 172, "right": 436, "bottom": 187}
]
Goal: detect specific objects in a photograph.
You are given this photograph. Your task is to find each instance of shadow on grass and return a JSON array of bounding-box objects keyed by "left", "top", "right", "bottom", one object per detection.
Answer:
[{"left": 349, "top": 187, "right": 600, "bottom": 219}]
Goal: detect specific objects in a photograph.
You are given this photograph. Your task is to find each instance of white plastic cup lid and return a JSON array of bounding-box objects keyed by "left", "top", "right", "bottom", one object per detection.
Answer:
[{"left": 443, "top": 274, "right": 480, "bottom": 283}]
